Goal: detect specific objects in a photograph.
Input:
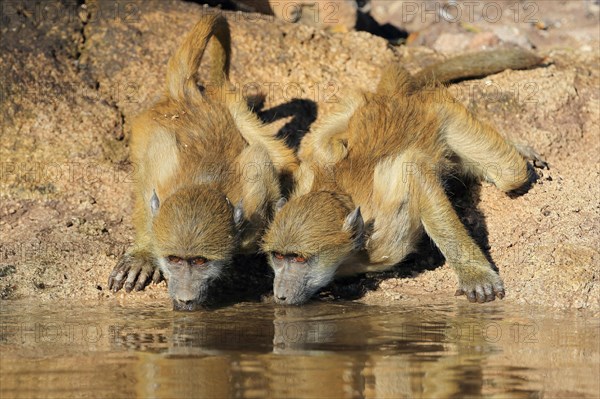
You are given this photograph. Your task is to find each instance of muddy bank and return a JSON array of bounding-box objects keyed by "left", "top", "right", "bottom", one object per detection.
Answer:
[{"left": 0, "top": 0, "right": 598, "bottom": 312}]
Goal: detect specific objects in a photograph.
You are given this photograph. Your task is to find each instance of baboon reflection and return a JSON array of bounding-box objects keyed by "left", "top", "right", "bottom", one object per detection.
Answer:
[{"left": 107, "top": 304, "right": 540, "bottom": 398}]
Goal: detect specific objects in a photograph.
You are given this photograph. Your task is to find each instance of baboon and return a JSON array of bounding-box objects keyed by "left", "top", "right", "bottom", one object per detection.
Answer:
[
  {"left": 262, "top": 49, "right": 545, "bottom": 305},
  {"left": 108, "top": 14, "right": 296, "bottom": 310}
]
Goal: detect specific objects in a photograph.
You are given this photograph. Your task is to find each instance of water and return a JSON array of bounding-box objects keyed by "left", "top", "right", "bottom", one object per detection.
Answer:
[{"left": 0, "top": 300, "right": 598, "bottom": 399}]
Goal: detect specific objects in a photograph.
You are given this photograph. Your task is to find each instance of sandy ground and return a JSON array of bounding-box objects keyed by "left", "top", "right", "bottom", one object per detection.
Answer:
[{"left": 1, "top": 0, "right": 598, "bottom": 313}]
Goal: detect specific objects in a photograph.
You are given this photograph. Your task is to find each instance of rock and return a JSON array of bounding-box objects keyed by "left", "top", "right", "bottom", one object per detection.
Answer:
[
  {"left": 0, "top": 0, "right": 598, "bottom": 312},
  {"left": 432, "top": 32, "right": 471, "bottom": 54},
  {"left": 491, "top": 25, "right": 533, "bottom": 49},
  {"left": 467, "top": 31, "right": 500, "bottom": 50},
  {"left": 232, "top": 0, "right": 358, "bottom": 31}
]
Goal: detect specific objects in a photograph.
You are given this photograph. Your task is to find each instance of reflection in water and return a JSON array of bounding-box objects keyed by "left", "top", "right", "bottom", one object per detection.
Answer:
[{"left": 0, "top": 301, "right": 598, "bottom": 398}]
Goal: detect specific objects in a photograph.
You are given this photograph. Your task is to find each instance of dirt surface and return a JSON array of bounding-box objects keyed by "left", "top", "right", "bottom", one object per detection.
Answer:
[{"left": 1, "top": 0, "right": 598, "bottom": 313}]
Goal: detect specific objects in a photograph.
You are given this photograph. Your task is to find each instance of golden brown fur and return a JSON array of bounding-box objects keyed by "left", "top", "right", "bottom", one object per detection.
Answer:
[
  {"left": 263, "top": 59, "right": 541, "bottom": 305},
  {"left": 108, "top": 14, "right": 296, "bottom": 310}
]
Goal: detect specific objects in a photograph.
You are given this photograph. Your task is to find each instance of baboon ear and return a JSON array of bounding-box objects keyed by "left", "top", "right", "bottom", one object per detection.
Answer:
[
  {"left": 150, "top": 190, "right": 160, "bottom": 216},
  {"left": 342, "top": 207, "right": 364, "bottom": 248},
  {"left": 233, "top": 200, "right": 244, "bottom": 227},
  {"left": 275, "top": 197, "right": 287, "bottom": 212}
]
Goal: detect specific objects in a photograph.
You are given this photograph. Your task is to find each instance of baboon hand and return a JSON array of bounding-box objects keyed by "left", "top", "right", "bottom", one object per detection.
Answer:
[
  {"left": 454, "top": 267, "right": 505, "bottom": 303},
  {"left": 108, "top": 252, "right": 163, "bottom": 293}
]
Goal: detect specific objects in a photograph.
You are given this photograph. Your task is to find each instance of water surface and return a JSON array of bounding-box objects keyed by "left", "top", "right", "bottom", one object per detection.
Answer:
[{"left": 0, "top": 300, "right": 598, "bottom": 398}]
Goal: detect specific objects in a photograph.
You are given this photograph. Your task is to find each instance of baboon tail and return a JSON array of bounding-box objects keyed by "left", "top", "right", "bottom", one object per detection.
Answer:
[
  {"left": 413, "top": 48, "right": 543, "bottom": 87},
  {"left": 166, "top": 14, "right": 231, "bottom": 101}
]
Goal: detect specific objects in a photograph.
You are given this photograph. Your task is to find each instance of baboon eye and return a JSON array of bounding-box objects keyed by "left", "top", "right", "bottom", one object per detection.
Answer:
[
  {"left": 167, "top": 256, "right": 184, "bottom": 264},
  {"left": 293, "top": 255, "right": 307, "bottom": 263},
  {"left": 273, "top": 252, "right": 285, "bottom": 260},
  {"left": 190, "top": 257, "right": 208, "bottom": 266}
]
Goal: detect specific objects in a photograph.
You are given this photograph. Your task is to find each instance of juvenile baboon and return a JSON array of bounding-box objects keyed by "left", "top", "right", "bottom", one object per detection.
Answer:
[
  {"left": 262, "top": 49, "right": 545, "bottom": 305},
  {"left": 108, "top": 14, "right": 297, "bottom": 310}
]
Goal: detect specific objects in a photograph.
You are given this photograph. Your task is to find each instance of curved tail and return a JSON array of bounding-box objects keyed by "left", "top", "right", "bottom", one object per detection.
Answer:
[
  {"left": 377, "top": 48, "right": 543, "bottom": 96},
  {"left": 413, "top": 48, "right": 543, "bottom": 87},
  {"left": 166, "top": 14, "right": 231, "bottom": 101}
]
